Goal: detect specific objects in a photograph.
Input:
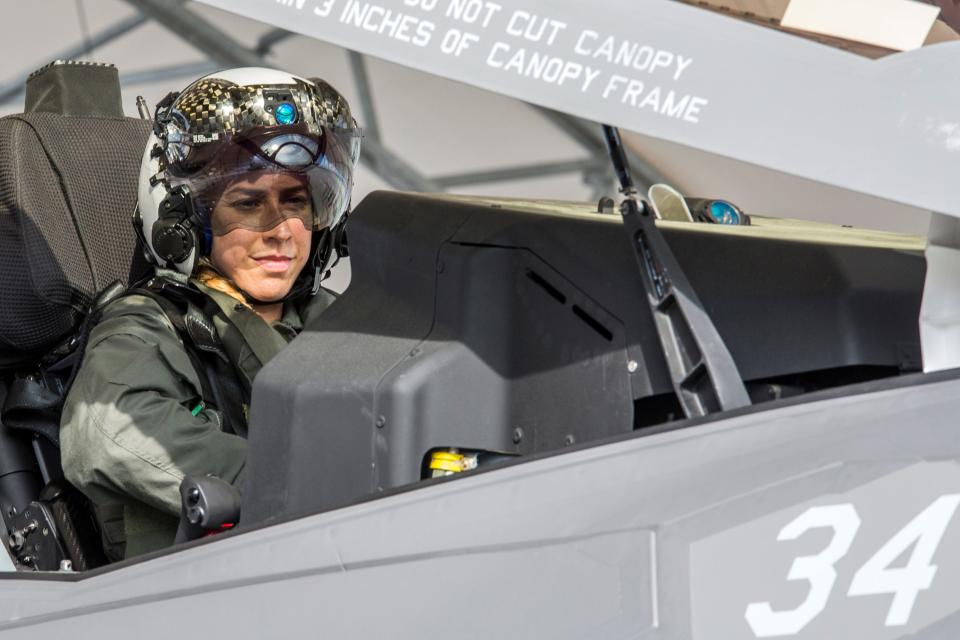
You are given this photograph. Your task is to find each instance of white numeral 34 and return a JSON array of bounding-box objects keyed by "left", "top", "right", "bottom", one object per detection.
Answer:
[{"left": 745, "top": 494, "right": 960, "bottom": 637}]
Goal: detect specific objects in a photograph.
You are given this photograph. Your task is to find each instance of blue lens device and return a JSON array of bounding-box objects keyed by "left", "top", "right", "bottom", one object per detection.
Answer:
[
  {"left": 707, "top": 200, "right": 742, "bottom": 225},
  {"left": 274, "top": 102, "right": 297, "bottom": 125}
]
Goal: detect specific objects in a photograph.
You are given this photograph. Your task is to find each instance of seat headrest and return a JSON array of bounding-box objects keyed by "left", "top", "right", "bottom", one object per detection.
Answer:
[
  {"left": 0, "top": 59, "right": 151, "bottom": 369},
  {"left": 25, "top": 60, "right": 124, "bottom": 118}
]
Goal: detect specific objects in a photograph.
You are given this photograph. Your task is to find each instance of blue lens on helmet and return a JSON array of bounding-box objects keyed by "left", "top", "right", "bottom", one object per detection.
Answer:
[{"left": 275, "top": 102, "right": 297, "bottom": 125}]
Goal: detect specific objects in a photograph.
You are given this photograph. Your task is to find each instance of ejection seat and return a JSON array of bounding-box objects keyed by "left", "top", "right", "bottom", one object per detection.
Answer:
[{"left": 0, "top": 61, "right": 152, "bottom": 570}]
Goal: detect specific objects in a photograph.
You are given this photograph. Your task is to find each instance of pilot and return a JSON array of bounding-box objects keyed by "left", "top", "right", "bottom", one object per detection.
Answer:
[{"left": 60, "top": 68, "right": 361, "bottom": 560}]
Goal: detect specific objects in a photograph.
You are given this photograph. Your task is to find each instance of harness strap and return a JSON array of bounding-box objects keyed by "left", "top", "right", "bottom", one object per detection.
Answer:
[{"left": 132, "top": 280, "right": 250, "bottom": 438}]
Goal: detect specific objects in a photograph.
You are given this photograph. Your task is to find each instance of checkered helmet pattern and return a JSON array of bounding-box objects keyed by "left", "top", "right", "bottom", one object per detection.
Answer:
[
  {"left": 170, "top": 76, "right": 355, "bottom": 142},
  {"left": 152, "top": 68, "right": 361, "bottom": 192}
]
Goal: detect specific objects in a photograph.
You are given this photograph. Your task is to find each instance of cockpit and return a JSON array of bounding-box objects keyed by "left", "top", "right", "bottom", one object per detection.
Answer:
[{"left": 0, "top": 59, "right": 926, "bottom": 572}]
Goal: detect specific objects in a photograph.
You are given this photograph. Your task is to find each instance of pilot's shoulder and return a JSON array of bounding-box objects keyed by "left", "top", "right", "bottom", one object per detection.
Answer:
[{"left": 89, "top": 292, "right": 180, "bottom": 348}]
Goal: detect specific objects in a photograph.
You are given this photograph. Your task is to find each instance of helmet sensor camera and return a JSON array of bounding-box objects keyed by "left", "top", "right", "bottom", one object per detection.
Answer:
[
  {"left": 274, "top": 102, "right": 297, "bottom": 125},
  {"left": 262, "top": 88, "right": 298, "bottom": 125}
]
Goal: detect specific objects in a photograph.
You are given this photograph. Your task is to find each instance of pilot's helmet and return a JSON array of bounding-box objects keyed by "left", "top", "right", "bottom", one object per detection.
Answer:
[{"left": 137, "top": 67, "right": 361, "bottom": 279}]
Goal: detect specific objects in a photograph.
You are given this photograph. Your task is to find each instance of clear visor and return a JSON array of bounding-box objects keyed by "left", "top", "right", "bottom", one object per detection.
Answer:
[{"left": 165, "top": 125, "right": 361, "bottom": 235}]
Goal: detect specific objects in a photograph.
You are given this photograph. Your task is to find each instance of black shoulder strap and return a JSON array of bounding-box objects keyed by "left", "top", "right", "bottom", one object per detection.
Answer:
[
  {"left": 3, "top": 281, "right": 128, "bottom": 449},
  {"left": 132, "top": 279, "right": 250, "bottom": 438}
]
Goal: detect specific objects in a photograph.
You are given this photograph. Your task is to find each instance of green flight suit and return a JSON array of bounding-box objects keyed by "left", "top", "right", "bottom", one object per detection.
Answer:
[{"left": 60, "top": 270, "right": 334, "bottom": 559}]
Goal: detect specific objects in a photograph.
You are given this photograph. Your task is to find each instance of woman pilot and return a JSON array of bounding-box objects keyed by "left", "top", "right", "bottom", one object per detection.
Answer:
[{"left": 60, "top": 68, "right": 361, "bottom": 560}]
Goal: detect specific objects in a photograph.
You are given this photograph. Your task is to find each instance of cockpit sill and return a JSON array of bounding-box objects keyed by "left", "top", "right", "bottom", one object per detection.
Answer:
[{"left": 4, "top": 362, "right": 955, "bottom": 582}]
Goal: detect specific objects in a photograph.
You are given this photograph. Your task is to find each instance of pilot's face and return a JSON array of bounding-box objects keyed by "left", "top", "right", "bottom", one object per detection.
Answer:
[{"left": 209, "top": 171, "right": 313, "bottom": 303}]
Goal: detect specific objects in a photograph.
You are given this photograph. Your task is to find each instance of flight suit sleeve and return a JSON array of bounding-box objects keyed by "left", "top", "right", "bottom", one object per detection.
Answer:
[{"left": 60, "top": 295, "right": 247, "bottom": 517}]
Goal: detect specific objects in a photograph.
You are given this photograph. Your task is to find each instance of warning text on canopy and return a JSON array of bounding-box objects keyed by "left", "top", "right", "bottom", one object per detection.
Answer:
[{"left": 278, "top": 0, "right": 710, "bottom": 124}]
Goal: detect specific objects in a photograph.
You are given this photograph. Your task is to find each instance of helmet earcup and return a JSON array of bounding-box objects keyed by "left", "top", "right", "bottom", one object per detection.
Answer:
[
  {"left": 137, "top": 133, "right": 198, "bottom": 274},
  {"left": 152, "top": 218, "right": 194, "bottom": 265},
  {"left": 332, "top": 218, "right": 348, "bottom": 258},
  {"left": 151, "top": 190, "right": 198, "bottom": 266},
  {"left": 314, "top": 227, "right": 334, "bottom": 273},
  {"left": 315, "top": 209, "right": 349, "bottom": 271}
]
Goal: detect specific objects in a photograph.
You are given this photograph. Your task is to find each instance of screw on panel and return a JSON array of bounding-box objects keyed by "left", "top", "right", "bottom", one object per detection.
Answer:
[
  {"left": 375, "top": 415, "right": 386, "bottom": 429},
  {"left": 627, "top": 360, "right": 639, "bottom": 373},
  {"left": 59, "top": 560, "right": 73, "bottom": 572},
  {"left": 512, "top": 428, "right": 523, "bottom": 444},
  {"left": 564, "top": 435, "right": 575, "bottom": 446}
]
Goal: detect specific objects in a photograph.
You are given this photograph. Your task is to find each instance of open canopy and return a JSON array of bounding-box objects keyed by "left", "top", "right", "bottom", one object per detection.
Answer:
[{"left": 195, "top": 0, "right": 960, "bottom": 218}]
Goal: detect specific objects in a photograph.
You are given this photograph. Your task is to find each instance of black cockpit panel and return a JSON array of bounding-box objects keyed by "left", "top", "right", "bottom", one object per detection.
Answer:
[{"left": 243, "top": 192, "right": 924, "bottom": 524}]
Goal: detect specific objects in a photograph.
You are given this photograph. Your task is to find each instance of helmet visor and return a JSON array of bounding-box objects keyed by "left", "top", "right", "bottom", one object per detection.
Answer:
[{"left": 165, "top": 125, "right": 361, "bottom": 235}]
